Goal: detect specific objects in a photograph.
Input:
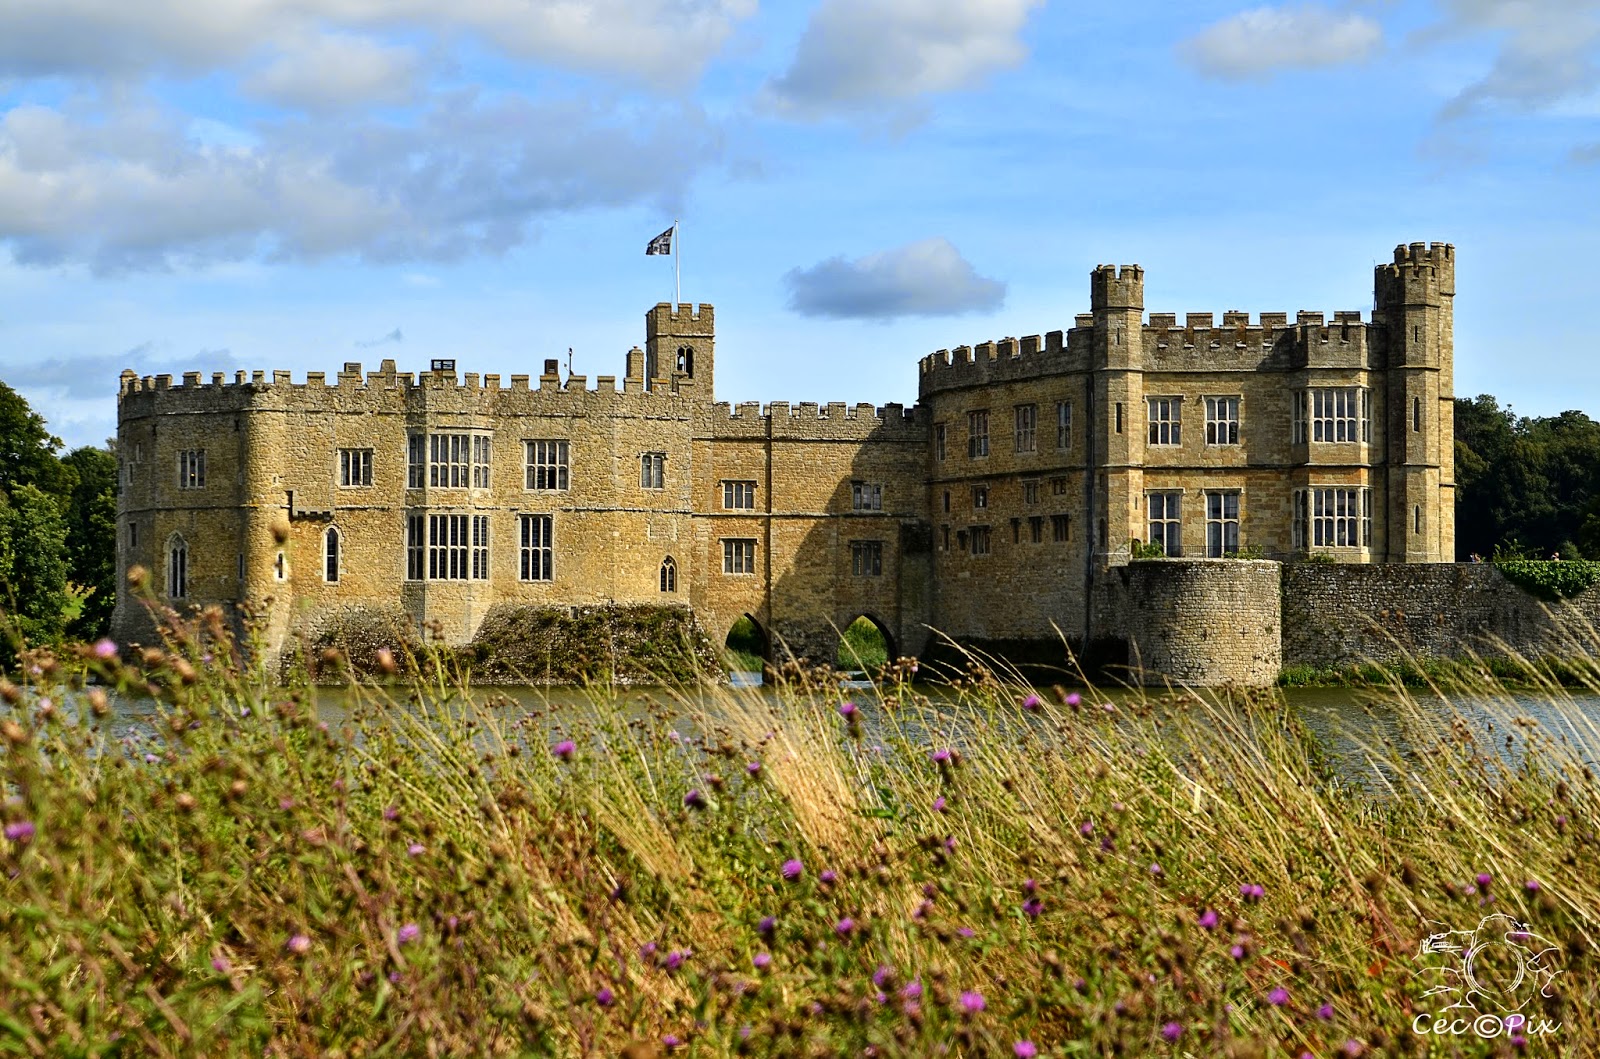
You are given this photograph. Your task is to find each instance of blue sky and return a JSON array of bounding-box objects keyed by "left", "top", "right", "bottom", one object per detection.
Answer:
[{"left": 1, "top": 0, "right": 1597, "bottom": 449}]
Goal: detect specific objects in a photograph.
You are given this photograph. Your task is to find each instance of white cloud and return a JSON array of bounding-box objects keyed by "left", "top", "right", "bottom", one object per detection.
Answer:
[
  {"left": 0, "top": 0, "right": 756, "bottom": 90},
  {"left": 784, "top": 238, "right": 1005, "bottom": 320},
  {"left": 1181, "top": 4, "right": 1383, "bottom": 81},
  {"left": 768, "top": 0, "right": 1042, "bottom": 115},
  {"left": 7, "top": 343, "right": 241, "bottom": 399},
  {"left": 243, "top": 33, "right": 421, "bottom": 111},
  {"left": 0, "top": 93, "right": 719, "bottom": 272},
  {"left": 1431, "top": 0, "right": 1600, "bottom": 117}
]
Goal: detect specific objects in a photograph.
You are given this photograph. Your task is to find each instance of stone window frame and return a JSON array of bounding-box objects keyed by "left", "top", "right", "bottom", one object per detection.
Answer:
[
  {"left": 640, "top": 452, "right": 667, "bottom": 490},
  {"left": 525, "top": 440, "right": 570, "bottom": 492},
  {"left": 969, "top": 525, "right": 992, "bottom": 557},
  {"left": 1146, "top": 490, "right": 1183, "bottom": 556},
  {"left": 177, "top": 448, "right": 206, "bottom": 490},
  {"left": 519, "top": 513, "right": 553, "bottom": 582},
  {"left": 935, "top": 423, "right": 947, "bottom": 461},
  {"left": 851, "top": 481, "right": 883, "bottom": 512},
  {"left": 1293, "top": 486, "right": 1371, "bottom": 550},
  {"left": 722, "top": 537, "right": 757, "bottom": 575},
  {"left": 324, "top": 526, "right": 341, "bottom": 583},
  {"left": 1294, "top": 387, "right": 1370, "bottom": 445},
  {"left": 1029, "top": 515, "right": 1045, "bottom": 543},
  {"left": 1050, "top": 476, "right": 1068, "bottom": 496},
  {"left": 850, "top": 540, "right": 883, "bottom": 577},
  {"left": 405, "top": 513, "right": 424, "bottom": 580},
  {"left": 1146, "top": 397, "right": 1182, "bottom": 447},
  {"left": 722, "top": 480, "right": 757, "bottom": 510},
  {"left": 1013, "top": 403, "right": 1038, "bottom": 454},
  {"left": 129, "top": 520, "right": 138, "bottom": 550},
  {"left": 1055, "top": 400, "right": 1072, "bottom": 450},
  {"left": 1203, "top": 396, "right": 1240, "bottom": 446},
  {"left": 967, "top": 409, "right": 990, "bottom": 459},
  {"left": 339, "top": 448, "right": 374, "bottom": 488},
  {"left": 659, "top": 555, "right": 677, "bottom": 593},
  {"left": 471, "top": 513, "right": 490, "bottom": 579},
  {"left": 424, "top": 513, "right": 490, "bottom": 580},
  {"left": 166, "top": 533, "right": 188, "bottom": 599},
  {"left": 407, "top": 434, "right": 426, "bottom": 489},
  {"left": 1204, "top": 491, "right": 1240, "bottom": 557},
  {"left": 972, "top": 485, "right": 988, "bottom": 510},
  {"left": 1021, "top": 478, "right": 1039, "bottom": 505},
  {"left": 1051, "top": 513, "right": 1070, "bottom": 543}
]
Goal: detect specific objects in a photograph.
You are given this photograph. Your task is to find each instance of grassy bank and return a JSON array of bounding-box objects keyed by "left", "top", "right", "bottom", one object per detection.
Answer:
[
  {"left": 2, "top": 611, "right": 1598, "bottom": 1055},
  {"left": 1278, "top": 653, "right": 1600, "bottom": 689}
]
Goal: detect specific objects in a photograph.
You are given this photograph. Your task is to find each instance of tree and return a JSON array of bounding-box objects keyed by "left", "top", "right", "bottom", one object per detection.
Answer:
[
  {"left": 62, "top": 445, "right": 119, "bottom": 638},
  {"left": 0, "top": 483, "right": 70, "bottom": 655},
  {"left": 0, "top": 380, "right": 66, "bottom": 497}
]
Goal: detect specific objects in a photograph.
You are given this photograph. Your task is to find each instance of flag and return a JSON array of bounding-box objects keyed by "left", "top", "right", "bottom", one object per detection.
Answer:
[{"left": 646, "top": 226, "right": 673, "bottom": 255}]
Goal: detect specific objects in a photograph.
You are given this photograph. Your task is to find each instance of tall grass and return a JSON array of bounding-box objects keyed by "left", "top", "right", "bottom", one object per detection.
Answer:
[{"left": 1, "top": 607, "right": 1597, "bottom": 1056}]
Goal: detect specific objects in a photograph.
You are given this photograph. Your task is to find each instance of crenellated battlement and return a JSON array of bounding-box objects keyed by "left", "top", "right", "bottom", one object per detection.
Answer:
[
  {"left": 1090, "top": 264, "right": 1144, "bottom": 312},
  {"left": 1375, "top": 241, "right": 1456, "bottom": 303},
  {"left": 705, "top": 399, "right": 925, "bottom": 441}
]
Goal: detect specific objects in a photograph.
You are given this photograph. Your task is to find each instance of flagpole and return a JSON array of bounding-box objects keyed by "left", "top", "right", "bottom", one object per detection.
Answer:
[{"left": 673, "top": 219, "right": 681, "bottom": 306}]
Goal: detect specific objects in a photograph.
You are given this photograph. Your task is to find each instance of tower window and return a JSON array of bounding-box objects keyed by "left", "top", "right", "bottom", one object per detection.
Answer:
[
  {"left": 659, "top": 555, "right": 677, "bottom": 592},
  {"left": 676, "top": 345, "right": 694, "bottom": 377},
  {"left": 167, "top": 535, "right": 188, "bottom": 598},
  {"left": 324, "top": 527, "right": 340, "bottom": 583}
]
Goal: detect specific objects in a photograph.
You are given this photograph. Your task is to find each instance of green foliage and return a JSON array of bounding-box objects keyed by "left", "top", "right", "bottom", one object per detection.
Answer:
[
  {"left": 0, "top": 380, "right": 67, "bottom": 496},
  {"left": 723, "top": 614, "right": 765, "bottom": 672},
  {"left": 5, "top": 616, "right": 1600, "bottom": 1053},
  {"left": 0, "top": 483, "right": 70, "bottom": 655},
  {"left": 836, "top": 616, "right": 889, "bottom": 672},
  {"left": 61, "top": 446, "right": 118, "bottom": 639},
  {"left": 1493, "top": 556, "right": 1600, "bottom": 601},
  {"left": 1129, "top": 539, "right": 1168, "bottom": 559}
]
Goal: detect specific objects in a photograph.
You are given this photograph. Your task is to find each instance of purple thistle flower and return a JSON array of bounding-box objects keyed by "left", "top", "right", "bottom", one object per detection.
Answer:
[
  {"left": 834, "top": 917, "right": 855, "bottom": 936},
  {"left": 901, "top": 979, "right": 922, "bottom": 1000},
  {"left": 382, "top": 805, "right": 399, "bottom": 821},
  {"left": 872, "top": 965, "right": 893, "bottom": 988},
  {"left": 958, "top": 990, "right": 986, "bottom": 1014},
  {"left": 1022, "top": 898, "right": 1043, "bottom": 918},
  {"left": 1015, "top": 1042, "right": 1039, "bottom": 1058},
  {"left": 1161, "top": 1022, "right": 1183, "bottom": 1042},
  {"left": 662, "top": 1035, "right": 681, "bottom": 1050},
  {"left": 933, "top": 796, "right": 948, "bottom": 813},
  {"left": 640, "top": 942, "right": 657, "bottom": 959},
  {"left": 820, "top": 869, "right": 838, "bottom": 884},
  {"left": 1149, "top": 862, "right": 1163, "bottom": 877},
  {"left": 1198, "top": 909, "right": 1219, "bottom": 930},
  {"left": 875, "top": 991, "right": 887, "bottom": 1005},
  {"left": 279, "top": 797, "right": 295, "bottom": 811},
  {"left": 397, "top": 923, "right": 420, "bottom": 944},
  {"left": 1476, "top": 872, "right": 1493, "bottom": 888},
  {"left": 683, "top": 789, "right": 706, "bottom": 810},
  {"left": 144, "top": 753, "right": 160, "bottom": 764},
  {"left": 758, "top": 915, "right": 776, "bottom": 937},
  {"left": 781, "top": 858, "right": 803, "bottom": 881},
  {"left": 944, "top": 835, "right": 957, "bottom": 852},
  {"left": 957, "top": 926, "right": 976, "bottom": 938},
  {"left": 551, "top": 739, "right": 576, "bottom": 760},
  {"left": 286, "top": 934, "right": 311, "bottom": 955},
  {"left": 211, "top": 956, "right": 231, "bottom": 974},
  {"left": 1526, "top": 879, "right": 1542, "bottom": 892},
  {"left": 753, "top": 952, "right": 771, "bottom": 970},
  {"left": 1268, "top": 987, "right": 1290, "bottom": 1006},
  {"left": 596, "top": 986, "right": 615, "bottom": 1006},
  {"left": 1240, "top": 883, "right": 1264, "bottom": 901},
  {"left": 838, "top": 701, "right": 859, "bottom": 719},
  {"left": 92, "top": 638, "right": 117, "bottom": 660},
  {"left": 407, "top": 842, "right": 425, "bottom": 857},
  {"left": 1317, "top": 1002, "right": 1334, "bottom": 1020},
  {"left": 1022, "top": 694, "right": 1042, "bottom": 711},
  {"left": 931, "top": 748, "right": 953, "bottom": 764},
  {"left": 1024, "top": 878, "right": 1038, "bottom": 893},
  {"left": 1079, "top": 820, "right": 1093, "bottom": 836},
  {"left": 4, "top": 821, "right": 35, "bottom": 843},
  {"left": 1343, "top": 1040, "right": 1363, "bottom": 1057},
  {"left": 1230, "top": 944, "right": 1246, "bottom": 960},
  {"left": 664, "top": 949, "right": 687, "bottom": 971},
  {"left": 746, "top": 761, "right": 761, "bottom": 776},
  {"left": 1066, "top": 692, "right": 1082, "bottom": 706}
]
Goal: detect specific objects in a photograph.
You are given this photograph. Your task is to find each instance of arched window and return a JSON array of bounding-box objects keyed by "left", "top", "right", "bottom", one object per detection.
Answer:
[
  {"left": 659, "top": 556, "right": 677, "bottom": 593},
  {"left": 676, "top": 344, "right": 694, "bottom": 377},
  {"left": 324, "top": 526, "right": 341, "bottom": 583},
  {"left": 167, "top": 534, "right": 188, "bottom": 599}
]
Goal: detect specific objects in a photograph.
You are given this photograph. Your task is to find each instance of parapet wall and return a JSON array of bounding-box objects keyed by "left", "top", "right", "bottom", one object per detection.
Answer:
[
  {"left": 1281, "top": 564, "right": 1600, "bottom": 669},
  {"left": 704, "top": 400, "right": 925, "bottom": 441}
]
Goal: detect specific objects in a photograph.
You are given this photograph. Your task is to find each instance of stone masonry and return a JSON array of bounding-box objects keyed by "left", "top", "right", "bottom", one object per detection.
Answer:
[{"left": 112, "top": 243, "right": 1456, "bottom": 683}]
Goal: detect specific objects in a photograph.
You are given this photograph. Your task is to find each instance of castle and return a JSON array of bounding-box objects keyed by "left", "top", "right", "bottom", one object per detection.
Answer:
[{"left": 112, "top": 242, "right": 1455, "bottom": 681}]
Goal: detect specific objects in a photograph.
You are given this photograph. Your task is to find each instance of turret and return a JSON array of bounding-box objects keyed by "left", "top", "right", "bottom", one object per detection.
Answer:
[
  {"left": 643, "top": 302, "right": 715, "bottom": 396},
  {"left": 1089, "top": 264, "right": 1144, "bottom": 314}
]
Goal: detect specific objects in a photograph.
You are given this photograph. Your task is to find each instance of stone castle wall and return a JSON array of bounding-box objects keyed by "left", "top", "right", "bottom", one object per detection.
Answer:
[{"left": 1117, "top": 560, "right": 1282, "bottom": 686}]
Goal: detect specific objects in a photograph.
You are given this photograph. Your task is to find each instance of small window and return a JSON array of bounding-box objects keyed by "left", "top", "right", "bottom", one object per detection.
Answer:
[
  {"left": 1022, "top": 479, "right": 1039, "bottom": 505},
  {"left": 942, "top": 525, "right": 950, "bottom": 551},
  {"left": 526, "top": 440, "right": 569, "bottom": 491},
  {"left": 274, "top": 551, "right": 287, "bottom": 581},
  {"left": 237, "top": 553, "right": 244, "bottom": 582},
  {"left": 1011, "top": 518, "right": 1021, "bottom": 544},
  {"left": 1413, "top": 396, "right": 1422, "bottom": 433},
  {"left": 1051, "top": 514, "right": 1069, "bottom": 543},
  {"left": 935, "top": 424, "right": 947, "bottom": 461},
  {"left": 129, "top": 521, "right": 138, "bottom": 549},
  {"left": 969, "top": 525, "right": 991, "bottom": 556},
  {"left": 659, "top": 556, "right": 677, "bottom": 592},
  {"left": 967, "top": 410, "right": 990, "bottom": 458},
  {"left": 1051, "top": 477, "right": 1067, "bottom": 496},
  {"left": 339, "top": 448, "right": 372, "bottom": 487},
  {"left": 722, "top": 538, "right": 756, "bottom": 574},
  {"left": 1147, "top": 492, "right": 1182, "bottom": 556},
  {"left": 519, "top": 514, "right": 553, "bottom": 581},
  {"left": 430, "top": 434, "right": 471, "bottom": 488},
  {"left": 324, "top": 527, "right": 340, "bottom": 582},
  {"left": 1147, "top": 398, "right": 1181, "bottom": 446},
  {"left": 1204, "top": 397, "right": 1239, "bottom": 446},
  {"left": 472, "top": 436, "right": 492, "bottom": 490},
  {"left": 676, "top": 344, "right": 694, "bottom": 377},
  {"left": 406, "top": 513, "right": 424, "bottom": 580},
  {"left": 407, "top": 434, "right": 425, "bottom": 489},
  {"left": 723, "top": 480, "right": 756, "bottom": 510},
  {"left": 1115, "top": 403, "right": 1123, "bottom": 434},
  {"left": 1205, "top": 492, "right": 1239, "bottom": 557},
  {"left": 1029, "top": 515, "right": 1044, "bottom": 543},
  {"left": 1014, "top": 404, "right": 1037, "bottom": 453},
  {"left": 641, "top": 452, "right": 666, "bottom": 490},
  {"left": 1055, "top": 401, "right": 1072, "bottom": 449},
  {"left": 942, "top": 491, "right": 950, "bottom": 513},
  {"left": 167, "top": 534, "right": 188, "bottom": 598},
  {"left": 851, "top": 481, "right": 882, "bottom": 511},
  {"left": 972, "top": 485, "right": 988, "bottom": 510},
  {"left": 177, "top": 449, "right": 206, "bottom": 489},
  {"left": 1415, "top": 505, "right": 1423, "bottom": 534},
  {"left": 850, "top": 540, "right": 883, "bottom": 576},
  {"left": 471, "top": 514, "right": 489, "bottom": 579}
]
